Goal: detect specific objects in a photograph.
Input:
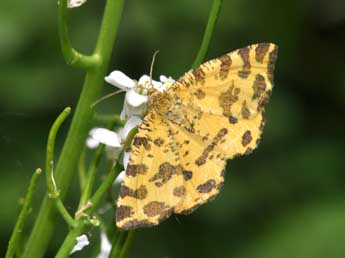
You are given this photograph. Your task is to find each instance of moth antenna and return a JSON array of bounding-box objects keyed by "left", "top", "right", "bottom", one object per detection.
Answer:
[
  {"left": 91, "top": 89, "right": 125, "bottom": 108},
  {"left": 149, "top": 50, "right": 160, "bottom": 88}
]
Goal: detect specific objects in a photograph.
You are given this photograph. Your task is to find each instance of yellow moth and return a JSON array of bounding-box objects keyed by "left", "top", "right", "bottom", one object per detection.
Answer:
[{"left": 116, "top": 43, "right": 278, "bottom": 230}]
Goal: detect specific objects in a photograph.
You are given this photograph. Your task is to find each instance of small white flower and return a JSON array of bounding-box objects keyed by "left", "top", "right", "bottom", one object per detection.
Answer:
[
  {"left": 86, "top": 70, "right": 175, "bottom": 185},
  {"left": 114, "top": 171, "right": 126, "bottom": 184},
  {"left": 67, "top": 0, "right": 87, "bottom": 8},
  {"left": 159, "top": 75, "right": 175, "bottom": 91},
  {"left": 86, "top": 128, "right": 122, "bottom": 149},
  {"left": 96, "top": 231, "right": 112, "bottom": 258},
  {"left": 70, "top": 234, "right": 89, "bottom": 254},
  {"left": 105, "top": 71, "right": 136, "bottom": 90},
  {"left": 114, "top": 151, "right": 130, "bottom": 184},
  {"left": 119, "top": 116, "right": 142, "bottom": 141},
  {"left": 105, "top": 70, "right": 174, "bottom": 119},
  {"left": 122, "top": 151, "right": 131, "bottom": 169}
]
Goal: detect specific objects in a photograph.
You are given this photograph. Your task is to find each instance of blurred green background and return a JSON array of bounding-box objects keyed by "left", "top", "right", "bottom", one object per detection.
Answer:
[{"left": 1, "top": 0, "right": 345, "bottom": 257}]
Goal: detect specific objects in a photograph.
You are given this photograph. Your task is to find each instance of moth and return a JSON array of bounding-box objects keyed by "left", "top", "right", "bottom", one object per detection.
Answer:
[{"left": 116, "top": 43, "right": 278, "bottom": 230}]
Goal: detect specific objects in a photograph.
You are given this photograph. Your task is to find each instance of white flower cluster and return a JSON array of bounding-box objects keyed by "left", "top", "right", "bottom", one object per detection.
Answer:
[{"left": 86, "top": 70, "right": 174, "bottom": 183}]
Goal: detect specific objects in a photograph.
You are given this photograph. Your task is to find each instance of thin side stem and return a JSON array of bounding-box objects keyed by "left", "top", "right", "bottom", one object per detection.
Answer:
[
  {"left": 46, "top": 107, "right": 71, "bottom": 198},
  {"left": 45, "top": 107, "right": 77, "bottom": 227},
  {"left": 58, "top": 0, "right": 100, "bottom": 68},
  {"left": 22, "top": 0, "right": 125, "bottom": 257},
  {"left": 118, "top": 231, "right": 135, "bottom": 258},
  {"left": 6, "top": 168, "right": 42, "bottom": 258},
  {"left": 78, "top": 144, "right": 105, "bottom": 210},
  {"left": 191, "top": 0, "right": 223, "bottom": 68},
  {"left": 55, "top": 199, "right": 77, "bottom": 228}
]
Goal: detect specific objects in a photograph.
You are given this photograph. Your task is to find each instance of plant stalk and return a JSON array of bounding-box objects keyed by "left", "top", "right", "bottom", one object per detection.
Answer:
[{"left": 22, "top": 0, "right": 125, "bottom": 257}]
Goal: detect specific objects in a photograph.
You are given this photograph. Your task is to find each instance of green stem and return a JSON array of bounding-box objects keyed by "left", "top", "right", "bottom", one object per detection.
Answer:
[
  {"left": 45, "top": 107, "right": 77, "bottom": 227},
  {"left": 46, "top": 107, "right": 71, "bottom": 198},
  {"left": 89, "top": 127, "right": 138, "bottom": 214},
  {"left": 54, "top": 127, "right": 138, "bottom": 256},
  {"left": 22, "top": 0, "right": 125, "bottom": 257},
  {"left": 54, "top": 223, "right": 85, "bottom": 258},
  {"left": 191, "top": 0, "right": 223, "bottom": 68},
  {"left": 118, "top": 231, "right": 135, "bottom": 258},
  {"left": 89, "top": 162, "right": 123, "bottom": 214},
  {"left": 78, "top": 144, "right": 105, "bottom": 210},
  {"left": 78, "top": 149, "right": 87, "bottom": 192},
  {"left": 58, "top": 0, "right": 100, "bottom": 68},
  {"left": 78, "top": 118, "right": 120, "bottom": 211},
  {"left": 109, "top": 232, "right": 127, "bottom": 258},
  {"left": 56, "top": 199, "right": 77, "bottom": 228},
  {"left": 6, "top": 168, "right": 42, "bottom": 258},
  {"left": 93, "top": 113, "right": 125, "bottom": 127},
  {"left": 54, "top": 161, "right": 124, "bottom": 257}
]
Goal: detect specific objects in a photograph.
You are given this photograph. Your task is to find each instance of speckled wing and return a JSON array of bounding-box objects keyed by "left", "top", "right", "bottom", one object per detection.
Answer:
[
  {"left": 116, "top": 111, "right": 186, "bottom": 230},
  {"left": 162, "top": 43, "right": 278, "bottom": 213},
  {"left": 116, "top": 43, "right": 278, "bottom": 230}
]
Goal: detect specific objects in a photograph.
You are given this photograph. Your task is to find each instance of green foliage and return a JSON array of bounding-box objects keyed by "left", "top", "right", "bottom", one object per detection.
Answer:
[{"left": 1, "top": 0, "right": 345, "bottom": 257}]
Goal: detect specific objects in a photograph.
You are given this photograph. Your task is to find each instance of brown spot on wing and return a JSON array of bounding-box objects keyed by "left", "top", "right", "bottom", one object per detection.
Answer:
[
  {"left": 143, "top": 201, "right": 170, "bottom": 217},
  {"left": 149, "top": 162, "right": 183, "bottom": 187},
  {"left": 238, "top": 46, "right": 251, "bottom": 78},
  {"left": 193, "top": 89, "right": 206, "bottom": 99},
  {"left": 195, "top": 128, "right": 228, "bottom": 166},
  {"left": 219, "top": 54, "right": 232, "bottom": 80},
  {"left": 197, "top": 179, "right": 217, "bottom": 193},
  {"left": 252, "top": 74, "right": 266, "bottom": 100},
  {"left": 133, "top": 137, "right": 151, "bottom": 150},
  {"left": 182, "top": 170, "right": 193, "bottom": 180},
  {"left": 126, "top": 164, "right": 148, "bottom": 177},
  {"left": 219, "top": 84, "right": 240, "bottom": 117},
  {"left": 267, "top": 46, "right": 278, "bottom": 83},
  {"left": 258, "top": 89, "right": 272, "bottom": 111},
  {"left": 116, "top": 205, "right": 133, "bottom": 222},
  {"left": 241, "top": 101, "right": 250, "bottom": 119},
  {"left": 119, "top": 185, "right": 148, "bottom": 200},
  {"left": 255, "top": 43, "right": 270, "bottom": 63},
  {"left": 242, "top": 130, "right": 252, "bottom": 146},
  {"left": 153, "top": 137, "right": 164, "bottom": 147},
  {"left": 173, "top": 186, "right": 186, "bottom": 197},
  {"left": 229, "top": 116, "right": 238, "bottom": 124},
  {"left": 192, "top": 67, "right": 206, "bottom": 85}
]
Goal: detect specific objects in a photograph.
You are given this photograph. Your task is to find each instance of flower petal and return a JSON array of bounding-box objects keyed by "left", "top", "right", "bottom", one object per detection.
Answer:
[
  {"left": 70, "top": 234, "right": 89, "bottom": 254},
  {"left": 105, "top": 71, "right": 136, "bottom": 90},
  {"left": 138, "top": 74, "right": 150, "bottom": 85},
  {"left": 86, "top": 137, "right": 100, "bottom": 149},
  {"left": 96, "top": 232, "right": 112, "bottom": 258},
  {"left": 126, "top": 89, "right": 148, "bottom": 107},
  {"left": 121, "top": 101, "right": 148, "bottom": 119},
  {"left": 138, "top": 74, "right": 162, "bottom": 90},
  {"left": 114, "top": 171, "right": 125, "bottom": 184},
  {"left": 89, "top": 128, "right": 121, "bottom": 147},
  {"left": 123, "top": 151, "right": 131, "bottom": 169},
  {"left": 67, "top": 0, "right": 87, "bottom": 8},
  {"left": 159, "top": 75, "right": 169, "bottom": 82},
  {"left": 120, "top": 116, "right": 142, "bottom": 141}
]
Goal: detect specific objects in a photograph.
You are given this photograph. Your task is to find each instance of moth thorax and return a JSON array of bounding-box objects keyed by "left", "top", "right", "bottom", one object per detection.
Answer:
[{"left": 149, "top": 92, "right": 172, "bottom": 114}]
